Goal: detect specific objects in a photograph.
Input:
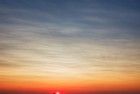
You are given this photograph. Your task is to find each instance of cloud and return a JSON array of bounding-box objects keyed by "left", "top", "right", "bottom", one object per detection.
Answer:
[
  {"left": 0, "top": 0, "right": 140, "bottom": 83},
  {"left": 0, "top": 62, "right": 19, "bottom": 67}
]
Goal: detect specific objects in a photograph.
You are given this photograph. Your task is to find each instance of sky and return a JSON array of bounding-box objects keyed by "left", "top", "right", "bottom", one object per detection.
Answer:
[{"left": 0, "top": 0, "right": 140, "bottom": 94}]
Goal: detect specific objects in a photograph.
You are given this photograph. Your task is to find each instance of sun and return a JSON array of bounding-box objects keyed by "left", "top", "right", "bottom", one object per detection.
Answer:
[{"left": 54, "top": 91, "right": 60, "bottom": 94}]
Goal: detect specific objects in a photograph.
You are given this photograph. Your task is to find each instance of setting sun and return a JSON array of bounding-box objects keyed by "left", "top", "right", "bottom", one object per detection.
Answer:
[{"left": 55, "top": 91, "right": 60, "bottom": 94}]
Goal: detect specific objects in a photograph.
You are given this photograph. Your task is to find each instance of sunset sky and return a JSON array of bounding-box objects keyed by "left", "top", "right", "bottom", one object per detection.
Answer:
[{"left": 0, "top": 0, "right": 140, "bottom": 94}]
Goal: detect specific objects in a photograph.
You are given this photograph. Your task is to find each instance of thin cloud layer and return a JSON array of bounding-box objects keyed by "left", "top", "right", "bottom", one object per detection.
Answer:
[{"left": 0, "top": 0, "right": 140, "bottom": 92}]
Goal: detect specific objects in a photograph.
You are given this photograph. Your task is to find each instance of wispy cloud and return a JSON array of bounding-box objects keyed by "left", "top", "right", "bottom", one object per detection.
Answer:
[{"left": 0, "top": 0, "right": 140, "bottom": 90}]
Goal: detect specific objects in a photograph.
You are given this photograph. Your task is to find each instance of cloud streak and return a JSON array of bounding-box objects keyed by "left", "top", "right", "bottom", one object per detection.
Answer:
[{"left": 0, "top": 0, "right": 140, "bottom": 92}]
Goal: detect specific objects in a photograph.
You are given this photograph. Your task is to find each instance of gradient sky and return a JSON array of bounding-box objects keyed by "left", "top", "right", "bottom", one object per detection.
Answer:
[{"left": 0, "top": 0, "right": 140, "bottom": 94}]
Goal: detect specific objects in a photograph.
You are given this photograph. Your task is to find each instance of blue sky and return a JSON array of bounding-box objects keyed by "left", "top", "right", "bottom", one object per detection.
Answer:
[{"left": 0, "top": 0, "right": 140, "bottom": 40}]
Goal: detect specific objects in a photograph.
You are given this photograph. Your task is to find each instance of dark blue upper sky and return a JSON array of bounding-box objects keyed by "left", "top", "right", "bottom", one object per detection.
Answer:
[{"left": 0, "top": 0, "right": 140, "bottom": 42}]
